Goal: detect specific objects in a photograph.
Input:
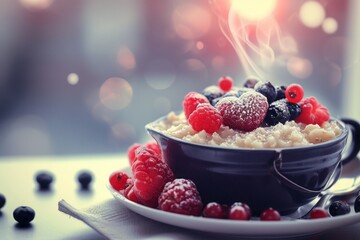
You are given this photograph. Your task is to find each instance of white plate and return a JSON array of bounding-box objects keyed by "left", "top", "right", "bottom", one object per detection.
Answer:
[{"left": 108, "top": 168, "right": 360, "bottom": 238}]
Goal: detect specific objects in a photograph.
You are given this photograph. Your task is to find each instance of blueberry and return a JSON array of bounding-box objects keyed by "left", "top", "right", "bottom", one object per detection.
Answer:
[
  {"left": 354, "top": 195, "right": 360, "bottom": 212},
  {"left": 13, "top": 206, "right": 35, "bottom": 225},
  {"left": 35, "top": 171, "right": 54, "bottom": 190},
  {"left": 77, "top": 170, "right": 93, "bottom": 189},
  {"left": 286, "top": 102, "right": 302, "bottom": 120},
  {"left": 212, "top": 90, "right": 240, "bottom": 106},
  {"left": 237, "top": 88, "right": 251, "bottom": 98},
  {"left": 275, "top": 85, "right": 287, "bottom": 100},
  {"left": 329, "top": 201, "right": 351, "bottom": 216},
  {"left": 202, "top": 85, "right": 224, "bottom": 104},
  {"left": 265, "top": 99, "right": 291, "bottom": 126},
  {"left": 243, "top": 78, "right": 260, "bottom": 88},
  {"left": 0, "top": 193, "right": 6, "bottom": 209},
  {"left": 254, "top": 81, "right": 277, "bottom": 103}
]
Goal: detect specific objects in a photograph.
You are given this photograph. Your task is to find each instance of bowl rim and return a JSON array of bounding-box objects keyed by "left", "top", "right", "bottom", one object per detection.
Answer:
[{"left": 145, "top": 112, "right": 348, "bottom": 152}]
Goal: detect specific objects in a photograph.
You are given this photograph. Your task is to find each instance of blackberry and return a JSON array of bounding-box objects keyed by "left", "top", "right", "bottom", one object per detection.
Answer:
[
  {"left": 0, "top": 193, "right": 6, "bottom": 209},
  {"left": 329, "top": 201, "right": 351, "bottom": 216},
  {"left": 35, "top": 171, "right": 54, "bottom": 190},
  {"left": 254, "top": 81, "right": 277, "bottom": 103},
  {"left": 243, "top": 77, "right": 260, "bottom": 88},
  {"left": 13, "top": 206, "right": 35, "bottom": 225},
  {"left": 354, "top": 195, "right": 360, "bottom": 212},
  {"left": 286, "top": 102, "right": 302, "bottom": 120},
  {"left": 77, "top": 170, "right": 93, "bottom": 189},
  {"left": 275, "top": 85, "right": 287, "bottom": 100},
  {"left": 202, "top": 85, "right": 224, "bottom": 104},
  {"left": 265, "top": 99, "right": 291, "bottom": 126}
]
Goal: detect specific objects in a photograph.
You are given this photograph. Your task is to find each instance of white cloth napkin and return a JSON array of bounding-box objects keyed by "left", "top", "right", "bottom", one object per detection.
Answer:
[{"left": 58, "top": 199, "right": 237, "bottom": 240}]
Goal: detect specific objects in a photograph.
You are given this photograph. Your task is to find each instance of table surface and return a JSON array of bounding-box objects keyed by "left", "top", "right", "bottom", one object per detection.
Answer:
[{"left": 1, "top": 154, "right": 360, "bottom": 240}]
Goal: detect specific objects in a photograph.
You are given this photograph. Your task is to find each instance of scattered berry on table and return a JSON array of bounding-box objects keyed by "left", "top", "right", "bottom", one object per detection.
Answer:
[
  {"left": 243, "top": 77, "right": 260, "bottom": 88},
  {"left": 230, "top": 202, "right": 252, "bottom": 219},
  {"left": 228, "top": 205, "right": 249, "bottom": 220},
  {"left": 218, "top": 76, "right": 233, "bottom": 92},
  {"left": 309, "top": 208, "right": 330, "bottom": 219},
  {"left": 188, "top": 103, "right": 223, "bottom": 134},
  {"left": 329, "top": 201, "right": 351, "bottom": 216},
  {"left": 13, "top": 206, "right": 35, "bottom": 225},
  {"left": 35, "top": 171, "right": 54, "bottom": 190},
  {"left": 183, "top": 92, "right": 209, "bottom": 119},
  {"left": 286, "top": 102, "right": 302, "bottom": 120},
  {"left": 132, "top": 146, "right": 174, "bottom": 208},
  {"left": 354, "top": 195, "right": 360, "bottom": 212},
  {"left": 109, "top": 171, "right": 129, "bottom": 191},
  {"left": 275, "top": 85, "right": 287, "bottom": 100},
  {"left": 295, "top": 96, "right": 330, "bottom": 125},
  {"left": 285, "top": 84, "right": 304, "bottom": 103},
  {"left": 260, "top": 208, "right": 281, "bottom": 221},
  {"left": 254, "top": 81, "right": 277, "bottom": 104},
  {"left": 127, "top": 143, "right": 142, "bottom": 166},
  {"left": 202, "top": 85, "right": 225, "bottom": 104},
  {"left": 0, "top": 193, "right": 6, "bottom": 209},
  {"left": 202, "top": 202, "right": 226, "bottom": 219},
  {"left": 158, "top": 178, "right": 203, "bottom": 216},
  {"left": 144, "top": 141, "right": 161, "bottom": 156},
  {"left": 77, "top": 170, "right": 93, "bottom": 189},
  {"left": 216, "top": 91, "right": 268, "bottom": 131},
  {"left": 265, "top": 99, "right": 291, "bottom": 126}
]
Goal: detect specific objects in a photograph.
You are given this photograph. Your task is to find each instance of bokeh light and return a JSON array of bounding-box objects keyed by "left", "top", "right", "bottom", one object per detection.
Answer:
[
  {"left": 196, "top": 41, "right": 204, "bottom": 50},
  {"left": 19, "top": 0, "right": 53, "bottom": 10},
  {"left": 287, "top": 57, "right": 313, "bottom": 79},
  {"left": 99, "top": 77, "right": 133, "bottom": 110},
  {"left": 67, "top": 73, "right": 79, "bottom": 85},
  {"left": 145, "top": 60, "right": 175, "bottom": 90},
  {"left": 322, "top": 18, "right": 338, "bottom": 34},
  {"left": 299, "top": 1, "right": 326, "bottom": 28},
  {"left": 117, "top": 47, "right": 136, "bottom": 70},
  {"left": 230, "top": 0, "right": 277, "bottom": 21},
  {"left": 111, "top": 122, "right": 136, "bottom": 142},
  {"left": 172, "top": 3, "right": 211, "bottom": 40}
]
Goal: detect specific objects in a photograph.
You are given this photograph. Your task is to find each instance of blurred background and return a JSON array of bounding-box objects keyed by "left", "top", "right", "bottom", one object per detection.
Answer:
[{"left": 0, "top": 0, "right": 358, "bottom": 156}]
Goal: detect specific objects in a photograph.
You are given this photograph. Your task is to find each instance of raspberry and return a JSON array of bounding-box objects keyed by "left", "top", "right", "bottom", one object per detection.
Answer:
[
  {"left": 295, "top": 96, "right": 330, "bottom": 125},
  {"left": 216, "top": 91, "right": 268, "bottom": 131},
  {"left": 310, "top": 208, "right": 329, "bottom": 219},
  {"left": 144, "top": 141, "right": 161, "bottom": 155},
  {"left": 182, "top": 92, "right": 209, "bottom": 119},
  {"left": 109, "top": 171, "right": 129, "bottom": 191},
  {"left": 127, "top": 143, "right": 142, "bottom": 166},
  {"left": 218, "top": 76, "right": 233, "bottom": 92},
  {"left": 132, "top": 147, "right": 174, "bottom": 208},
  {"left": 285, "top": 83, "right": 304, "bottom": 103},
  {"left": 228, "top": 205, "right": 249, "bottom": 220},
  {"left": 203, "top": 202, "right": 226, "bottom": 219},
  {"left": 230, "top": 202, "right": 252, "bottom": 219},
  {"left": 260, "top": 208, "right": 281, "bottom": 221},
  {"left": 158, "top": 178, "right": 203, "bottom": 216},
  {"left": 188, "top": 103, "right": 223, "bottom": 134},
  {"left": 124, "top": 181, "right": 140, "bottom": 204}
]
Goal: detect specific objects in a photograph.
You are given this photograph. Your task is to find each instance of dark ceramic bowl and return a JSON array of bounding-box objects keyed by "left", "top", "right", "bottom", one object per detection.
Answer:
[{"left": 146, "top": 116, "right": 360, "bottom": 215}]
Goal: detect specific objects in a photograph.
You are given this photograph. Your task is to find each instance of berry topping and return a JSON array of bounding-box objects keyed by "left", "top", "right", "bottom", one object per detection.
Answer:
[
  {"left": 0, "top": 193, "right": 6, "bottom": 209},
  {"left": 216, "top": 91, "right": 268, "bottom": 131},
  {"left": 132, "top": 147, "right": 174, "bottom": 208},
  {"left": 109, "top": 171, "right": 129, "bottom": 191},
  {"left": 354, "top": 195, "right": 360, "bottom": 213},
  {"left": 329, "top": 201, "right": 351, "bottom": 216},
  {"left": 77, "top": 170, "right": 93, "bottom": 189},
  {"left": 35, "top": 171, "right": 54, "bottom": 190},
  {"left": 260, "top": 208, "right": 281, "bottom": 221},
  {"left": 243, "top": 77, "right": 260, "bottom": 88},
  {"left": 231, "top": 202, "right": 252, "bottom": 219},
  {"left": 13, "top": 206, "right": 35, "bottom": 225},
  {"left": 254, "top": 81, "right": 277, "bottom": 103},
  {"left": 275, "top": 85, "right": 287, "bottom": 100},
  {"left": 265, "top": 99, "right": 291, "bottom": 126},
  {"left": 158, "top": 178, "right": 203, "bottom": 216},
  {"left": 127, "top": 143, "right": 142, "bottom": 166},
  {"left": 295, "top": 96, "right": 330, "bottom": 125},
  {"left": 286, "top": 101, "right": 302, "bottom": 120},
  {"left": 188, "top": 103, "right": 223, "bottom": 134},
  {"left": 202, "top": 202, "right": 226, "bottom": 219},
  {"left": 202, "top": 85, "right": 224, "bottom": 104},
  {"left": 218, "top": 76, "right": 233, "bottom": 92},
  {"left": 183, "top": 92, "right": 209, "bottom": 119},
  {"left": 285, "top": 84, "right": 304, "bottom": 103},
  {"left": 228, "top": 204, "right": 250, "bottom": 220},
  {"left": 309, "top": 208, "right": 330, "bottom": 219}
]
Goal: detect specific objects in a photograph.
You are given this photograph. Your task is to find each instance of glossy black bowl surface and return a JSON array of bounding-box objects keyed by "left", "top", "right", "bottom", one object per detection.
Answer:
[{"left": 146, "top": 116, "right": 360, "bottom": 215}]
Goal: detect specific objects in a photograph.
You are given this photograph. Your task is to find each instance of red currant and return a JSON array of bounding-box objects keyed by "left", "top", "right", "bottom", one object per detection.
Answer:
[
  {"left": 285, "top": 84, "right": 304, "bottom": 103},
  {"left": 228, "top": 205, "right": 249, "bottom": 220},
  {"left": 310, "top": 208, "right": 330, "bottom": 219},
  {"left": 218, "top": 76, "right": 233, "bottom": 92},
  {"left": 203, "top": 202, "right": 226, "bottom": 219},
  {"left": 109, "top": 171, "right": 129, "bottom": 191},
  {"left": 260, "top": 208, "right": 281, "bottom": 221}
]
